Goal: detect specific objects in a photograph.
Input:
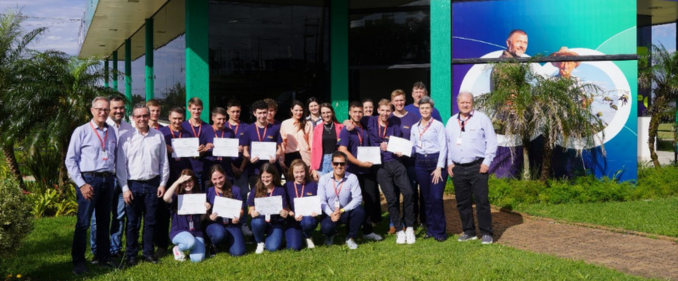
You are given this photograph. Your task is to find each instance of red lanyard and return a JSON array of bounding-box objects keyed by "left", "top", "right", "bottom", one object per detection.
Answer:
[
  {"left": 294, "top": 182, "right": 305, "bottom": 198},
  {"left": 256, "top": 124, "right": 268, "bottom": 142},
  {"left": 170, "top": 128, "right": 182, "bottom": 138},
  {"left": 457, "top": 113, "right": 472, "bottom": 132},
  {"left": 267, "top": 188, "right": 275, "bottom": 197},
  {"left": 378, "top": 121, "right": 388, "bottom": 140},
  {"left": 333, "top": 178, "right": 344, "bottom": 198},
  {"left": 90, "top": 122, "right": 109, "bottom": 152},
  {"left": 418, "top": 119, "right": 433, "bottom": 141},
  {"left": 152, "top": 123, "right": 160, "bottom": 130},
  {"left": 356, "top": 125, "right": 364, "bottom": 145},
  {"left": 213, "top": 126, "right": 225, "bottom": 138},
  {"left": 190, "top": 121, "right": 202, "bottom": 137},
  {"left": 230, "top": 122, "right": 239, "bottom": 135}
]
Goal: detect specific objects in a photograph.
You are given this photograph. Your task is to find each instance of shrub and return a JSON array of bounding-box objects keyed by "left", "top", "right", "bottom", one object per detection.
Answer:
[
  {"left": 25, "top": 183, "right": 78, "bottom": 218},
  {"left": 0, "top": 179, "right": 33, "bottom": 260}
]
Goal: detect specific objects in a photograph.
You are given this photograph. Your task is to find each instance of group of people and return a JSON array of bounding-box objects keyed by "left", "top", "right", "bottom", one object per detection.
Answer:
[{"left": 66, "top": 81, "right": 498, "bottom": 275}]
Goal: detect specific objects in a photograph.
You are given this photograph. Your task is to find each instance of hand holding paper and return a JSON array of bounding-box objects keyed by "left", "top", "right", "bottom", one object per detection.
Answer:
[
  {"left": 386, "top": 136, "right": 413, "bottom": 157},
  {"left": 178, "top": 194, "right": 207, "bottom": 215}
]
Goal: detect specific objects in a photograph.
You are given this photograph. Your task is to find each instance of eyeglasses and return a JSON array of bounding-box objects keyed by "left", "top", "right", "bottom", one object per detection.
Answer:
[
  {"left": 92, "top": 107, "right": 110, "bottom": 113},
  {"left": 332, "top": 162, "right": 346, "bottom": 167}
]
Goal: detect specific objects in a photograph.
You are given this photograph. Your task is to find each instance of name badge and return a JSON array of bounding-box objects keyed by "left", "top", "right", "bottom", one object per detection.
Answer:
[
  {"left": 334, "top": 200, "right": 340, "bottom": 210},
  {"left": 265, "top": 214, "right": 271, "bottom": 222},
  {"left": 456, "top": 137, "right": 462, "bottom": 145},
  {"left": 189, "top": 221, "right": 194, "bottom": 231},
  {"left": 101, "top": 149, "right": 109, "bottom": 161}
]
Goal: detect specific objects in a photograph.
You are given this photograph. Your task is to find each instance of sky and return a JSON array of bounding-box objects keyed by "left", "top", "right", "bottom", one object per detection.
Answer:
[{"left": 1, "top": 0, "right": 677, "bottom": 57}]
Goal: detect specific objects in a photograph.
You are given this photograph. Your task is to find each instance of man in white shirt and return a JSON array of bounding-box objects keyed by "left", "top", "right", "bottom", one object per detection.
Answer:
[{"left": 117, "top": 103, "right": 170, "bottom": 266}]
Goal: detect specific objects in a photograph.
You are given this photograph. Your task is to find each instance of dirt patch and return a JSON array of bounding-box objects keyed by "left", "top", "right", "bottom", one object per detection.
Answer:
[{"left": 441, "top": 195, "right": 678, "bottom": 280}]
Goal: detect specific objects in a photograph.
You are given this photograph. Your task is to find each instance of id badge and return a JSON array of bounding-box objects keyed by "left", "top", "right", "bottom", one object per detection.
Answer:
[
  {"left": 189, "top": 221, "right": 194, "bottom": 231},
  {"left": 334, "top": 200, "right": 340, "bottom": 210},
  {"left": 456, "top": 137, "right": 462, "bottom": 145},
  {"left": 222, "top": 217, "right": 229, "bottom": 224},
  {"left": 101, "top": 149, "right": 108, "bottom": 161},
  {"left": 265, "top": 214, "right": 271, "bottom": 222}
]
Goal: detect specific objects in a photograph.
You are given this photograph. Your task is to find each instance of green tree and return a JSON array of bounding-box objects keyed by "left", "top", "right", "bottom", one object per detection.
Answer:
[
  {"left": 0, "top": 9, "right": 46, "bottom": 190},
  {"left": 638, "top": 44, "right": 678, "bottom": 168}
]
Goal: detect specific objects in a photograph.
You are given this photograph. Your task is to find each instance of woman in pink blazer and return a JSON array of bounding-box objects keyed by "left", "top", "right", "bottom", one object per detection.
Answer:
[{"left": 310, "top": 103, "right": 343, "bottom": 180}]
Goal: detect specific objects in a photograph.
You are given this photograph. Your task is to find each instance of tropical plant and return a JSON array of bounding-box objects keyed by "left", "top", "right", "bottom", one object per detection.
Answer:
[
  {"left": 477, "top": 60, "right": 606, "bottom": 182},
  {"left": 638, "top": 44, "right": 678, "bottom": 168},
  {"left": 0, "top": 179, "right": 33, "bottom": 260},
  {"left": 0, "top": 9, "right": 47, "bottom": 191}
]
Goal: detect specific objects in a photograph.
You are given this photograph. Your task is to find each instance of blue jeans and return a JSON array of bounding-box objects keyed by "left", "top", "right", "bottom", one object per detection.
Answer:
[
  {"left": 72, "top": 173, "right": 114, "bottom": 265},
  {"left": 125, "top": 177, "right": 160, "bottom": 258},
  {"left": 250, "top": 217, "right": 284, "bottom": 252},
  {"left": 415, "top": 153, "right": 448, "bottom": 239},
  {"left": 90, "top": 188, "right": 125, "bottom": 255},
  {"left": 317, "top": 153, "right": 333, "bottom": 177},
  {"left": 205, "top": 224, "right": 246, "bottom": 256},
  {"left": 284, "top": 216, "right": 318, "bottom": 251},
  {"left": 320, "top": 206, "right": 365, "bottom": 240},
  {"left": 172, "top": 231, "right": 205, "bottom": 262}
]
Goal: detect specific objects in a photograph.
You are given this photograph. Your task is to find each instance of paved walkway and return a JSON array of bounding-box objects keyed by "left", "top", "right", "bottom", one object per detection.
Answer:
[{"left": 441, "top": 196, "right": 678, "bottom": 280}]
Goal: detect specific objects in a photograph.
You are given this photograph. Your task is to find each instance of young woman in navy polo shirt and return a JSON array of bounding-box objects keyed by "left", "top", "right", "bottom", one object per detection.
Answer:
[
  {"left": 248, "top": 163, "right": 289, "bottom": 254},
  {"left": 205, "top": 165, "right": 246, "bottom": 257},
  {"left": 163, "top": 169, "right": 210, "bottom": 262},
  {"left": 284, "top": 160, "right": 319, "bottom": 250}
]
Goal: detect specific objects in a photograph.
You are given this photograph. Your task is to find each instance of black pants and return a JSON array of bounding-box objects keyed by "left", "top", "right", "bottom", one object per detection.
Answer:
[
  {"left": 377, "top": 161, "right": 414, "bottom": 231},
  {"left": 154, "top": 199, "right": 170, "bottom": 250},
  {"left": 451, "top": 161, "right": 493, "bottom": 236},
  {"left": 357, "top": 172, "right": 379, "bottom": 234}
]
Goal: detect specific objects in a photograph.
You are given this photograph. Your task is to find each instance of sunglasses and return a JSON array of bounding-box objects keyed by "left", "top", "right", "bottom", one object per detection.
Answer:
[{"left": 332, "top": 162, "right": 346, "bottom": 167}]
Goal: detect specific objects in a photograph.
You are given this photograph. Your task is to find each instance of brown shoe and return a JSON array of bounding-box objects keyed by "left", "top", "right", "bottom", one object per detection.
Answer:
[{"left": 388, "top": 226, "right": 396, "bottom": 235}]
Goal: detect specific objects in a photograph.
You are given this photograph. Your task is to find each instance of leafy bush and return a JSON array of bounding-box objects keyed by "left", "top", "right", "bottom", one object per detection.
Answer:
[
  {"left": 25, "top": 183, "right": 77, "bottom": 218},
  {"left": 0, "top": 179, "right": 33, "bottom": 260},
  {"left": 447, "top": 165, "right": 678, "bottom": 210},
  {"left": 22, "top": 144, "right": 61, "bottom": 187}
]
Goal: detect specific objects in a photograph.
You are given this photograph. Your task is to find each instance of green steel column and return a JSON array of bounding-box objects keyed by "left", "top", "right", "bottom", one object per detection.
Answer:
[
  {"left": 112, "top": 51, "right": 118, "bottom": 91},
  {"left": 145, "top": 18, "right": 154, "bottom": 101},
  {"left": 430, "top": 0, "right": 452, "bottom": 119},
  {"left": 104, "top": 58, "right": 109, "bottom": 88},
  {"left": 330, "top": 0, "right": 349, "bottom": 120},
  {"left": 125, "top": 38, "right": 132, "bottom": 116},
  {"left": 185, "top": 0, "right": 210, "bottom": 121}
]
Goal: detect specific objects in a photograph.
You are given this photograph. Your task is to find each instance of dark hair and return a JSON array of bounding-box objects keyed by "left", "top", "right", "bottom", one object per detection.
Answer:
[
  {"left": 177, "top": 169, "right": 200, "bottom": 194},
  {"left": 361, "top": 98, "right": 373, "bottom": 105},
  {"left": 306, "top": 97, "right": 320, "bottom": 112},
  {"left": 263, "top": 98, "right": 278, "bottom": 111},
  {"left": 132, "top": 102, "right": 149, "bottom": 116},
  {"left": 212, "top": 107, "right": 227, "bottom": 117},
  {"left": 188, "top": 97, "right": 203, "bottom": 107},
  {"left": 290, "top": 100, "right": 306, "bottom": 132},
  {"left": 208, "top": 165, "right": 233, "bottom": 198},
  {"left": 331, "top": 151, "right": 347, "bottom": 163},
  {"left": 349, "top": 101, "right": 363, "bottom": 109},
  {"left": 226, "top": 99, "right": 241, "bottom": 109},
  {"left": 412, "top": 82, "right": 428, "bottom": 95},
  {"left": 251, "top": 100, "right": 268, "bottom": 112},
  {"left": 319, "top": 102, "right": 339, "bottom": 124},
  {"left": 507, "top": 29, "right": 527, "bottom": 39},
  {"left": 287, "top": 159, "right": 311, "bottom": 183},
  {"left": 255, "top": 163, "right": 281, "bottom": 198},
  {"left": 109, "top": 96, "right": 125, "bottom": 104},
  {"left": 168, "top": 107, "right": 184, "bottom": 117}
]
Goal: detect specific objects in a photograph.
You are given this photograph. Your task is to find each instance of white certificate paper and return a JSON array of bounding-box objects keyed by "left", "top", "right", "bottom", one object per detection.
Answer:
[
  {"left": 294, "top": 196, "right": 321, "bottom": 216},
  {"left": 212, "top": 197, "right": 242, "bottom": 219},
  {"left": 172, "top": 137, "right": 200, "bottom": 158},
  {"left": 254, "top": 196, "right": 283, "bottom": 216},
  {"left": 178, "top": 194, "right": 207, "bottom": 215},
  {"left": 251, "top": 141, "right": 277, "bottom": 160},
  {"left": 357, "top": 146, "right": 382, "bottom": 165},
  {"left": 386, "top": 136, "right": 413, "bottom": 157},
  {"left": 213, "top": 138, "right": 239, "bottom": 157}
]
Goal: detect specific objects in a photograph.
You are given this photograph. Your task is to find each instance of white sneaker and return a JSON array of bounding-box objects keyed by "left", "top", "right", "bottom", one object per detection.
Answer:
[
  {"left": 306, "top": 238, "right": 315, "bottom": 249},
  {"left": 363, "top": 232, "right": 383, "bottom": 241},
  {"left": 255, "top": 242, "right": 265, "bottom": 254},
  {"left": 346, "top": 238, "right": 358, "bottom": 250},
  {"left": 324, "top": 235, "right": 334, "bottom": 246},
  {"left": 172, "top": 246, "right": 185, "bottom": 261},
  {"left": 396, "top": 230, "right": 406, "bottom": 244},
  {"left": 405, "top": 227, "right": 416, "bottom": 244}
]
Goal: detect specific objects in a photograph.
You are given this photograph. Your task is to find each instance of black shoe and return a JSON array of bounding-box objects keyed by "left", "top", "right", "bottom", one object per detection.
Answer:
[
  {"left": 423, "top": 233, "right": 433, "bottom": 239},
  {"left": 90, "top": 256, "right": 99, "bottom": 265},
  {"left": 435, "top": 236, "right": 448, "bottom": 242},
  {"left": 126, "top": 256, "right": 138, "bottom": 267},
  {"left": 241, "top": 223, "right": 253, "bottom": 237},
  {"left": 73, "top": 263, "right": 89, "bottom": 275},
  {"left": 97, "top": 258, "right": 117, "bottom": 269},
  {"left": 143, "top": 255, "right": 158, "bottom": 264},
  {"left": 155, "top": 247, "right": 168, "bottom": 258},
  {"left": 209, "top": 244, "right": 218, "bottom": 258}
]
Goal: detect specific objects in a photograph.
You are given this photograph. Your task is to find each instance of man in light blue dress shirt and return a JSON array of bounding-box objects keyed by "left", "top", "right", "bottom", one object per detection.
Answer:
[
  {"left": 66, "top": 97, "right": 117, "bottom": 274},
  {"left": 317, "top": 151, "right": 365, "bottom": 250},
  {"left": 445, "top": 92, "right": 498, "bottom": 245}
]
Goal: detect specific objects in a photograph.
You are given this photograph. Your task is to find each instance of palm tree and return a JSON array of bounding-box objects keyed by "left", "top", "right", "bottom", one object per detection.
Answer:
[
  {"left": 476, "top": 60, "right": 606, "bottom": 182},
  {"left": 0, "top": 9, "right": 46, "bottom": 190},
  {"left": 638, "top": 44, "right": 678, "bottom": 168}
]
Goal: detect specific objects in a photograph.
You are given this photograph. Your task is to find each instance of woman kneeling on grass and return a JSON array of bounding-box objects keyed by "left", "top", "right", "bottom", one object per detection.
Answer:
[
  {"left": 284, "top": 160, "right": 319, "bottom": 250},
  {"left": 163, "top": 169, "right": 210, "bottom": 262},
  {"left": 248, "top": 163, "right": 289, "bottom": 254},
  {"left": 205, "top": 165, "right": 246, "bottom": 257}
]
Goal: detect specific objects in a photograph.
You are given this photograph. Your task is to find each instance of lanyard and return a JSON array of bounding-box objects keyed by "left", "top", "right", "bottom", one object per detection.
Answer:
[
  {"left": 355, "top": 123, "right": 364, "bottom": 145},
  {"left": 267, "top": 188, "right": 275, "bottom": 197},
  {"left": 256, "top": 124, "right": 268, "bottom": 142},
  {"left": 214, "top": 126, "right": 225, "bottom": 138},
  {"left": 170, "top": 129, "right": 182, "bottom": 138},
  {"left": 152, "top": 123, "right": 160, "bottom": 130},
  {"left": 190, "top": 121, "right": 202, "bottom": 138},
  {"left": 332, "top": 178, "right": 345, "bottom": 198},
  {"left": 378, "top": 121, "right": 388, "bottom": 140},
  {"left": 457, "top": 112, "right": 473, "bottom": 132},
  {"left": 294, "top": 182, "right": 305, "bottom": 198},
  {"left": 89, "top": 122, "right": 108, "bottom": 152},
  {"left": 418, "top": 119, "right": 433, "bottom": 141},
  {"left": 229, "top": 122, "right": 239, "bottom": 135}
]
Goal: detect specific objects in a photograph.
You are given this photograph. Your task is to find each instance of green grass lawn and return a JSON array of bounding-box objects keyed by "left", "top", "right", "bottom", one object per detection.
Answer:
[
  {"left": 1, "top": 216, "right": 649, "bottom": 281},
  {"left": 518, "top": 197, "right": 678, "bottom": 238}
]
